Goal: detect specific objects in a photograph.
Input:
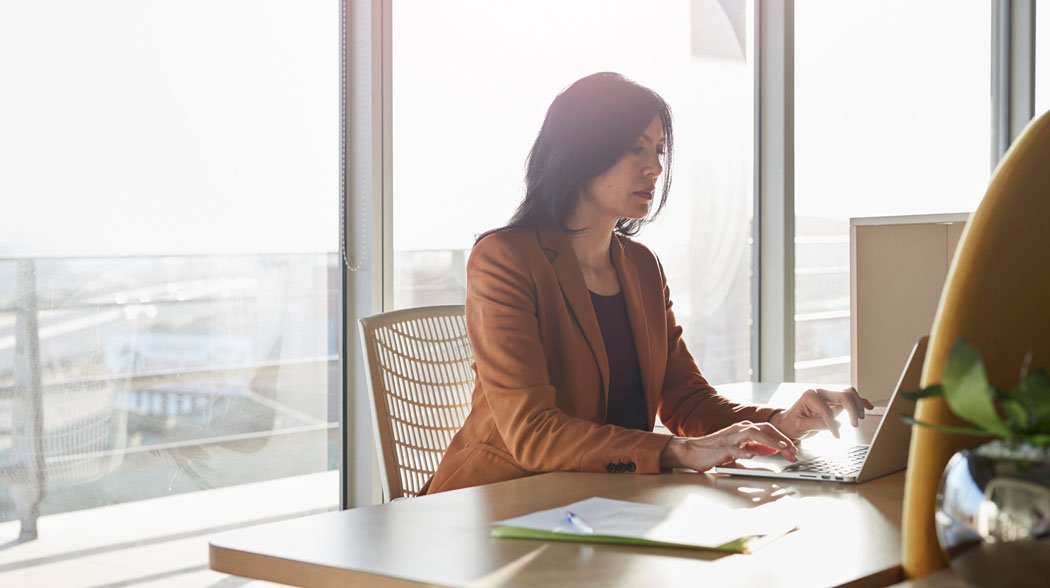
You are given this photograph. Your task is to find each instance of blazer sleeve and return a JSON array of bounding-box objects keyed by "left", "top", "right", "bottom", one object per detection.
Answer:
[
  {"left": 466, "top": 235, "right": 671, "bottom": 474},
  {"left": 654, "top": 257, "right": 779, "bottom": 437}
]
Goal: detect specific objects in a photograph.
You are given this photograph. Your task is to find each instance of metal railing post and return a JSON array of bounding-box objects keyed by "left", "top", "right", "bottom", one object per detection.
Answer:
[{"left": 12, "top": 259, "right": 45, "bottom": 540}]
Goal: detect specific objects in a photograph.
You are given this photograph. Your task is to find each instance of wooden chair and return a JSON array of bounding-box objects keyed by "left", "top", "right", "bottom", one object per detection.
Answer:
[
  {"left": 901, "top": 108, "right": 1050, "bottom": 577},
  {"left": 358, "top": 305, "right": 474, "bottom": 501}
]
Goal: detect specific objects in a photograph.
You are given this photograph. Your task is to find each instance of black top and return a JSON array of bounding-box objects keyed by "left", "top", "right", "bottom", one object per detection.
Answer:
[{"left": 589, "top": 290, "right": 648, "bottom": 431}]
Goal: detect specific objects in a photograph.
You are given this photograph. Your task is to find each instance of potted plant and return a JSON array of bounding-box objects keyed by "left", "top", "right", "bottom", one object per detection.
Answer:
[{"left": 903, "top": 338, "right": 1050, "bottom": 585}]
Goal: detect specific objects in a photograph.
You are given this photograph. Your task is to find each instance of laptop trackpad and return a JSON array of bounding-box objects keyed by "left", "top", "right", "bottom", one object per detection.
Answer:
[{"left": 731, "top": 447, "right": 825, "bottom": 473}]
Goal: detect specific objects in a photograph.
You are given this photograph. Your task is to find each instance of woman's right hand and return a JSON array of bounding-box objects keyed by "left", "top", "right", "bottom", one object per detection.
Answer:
[{"left": 659, "top": 421, "right": 799, "bottom": 471}]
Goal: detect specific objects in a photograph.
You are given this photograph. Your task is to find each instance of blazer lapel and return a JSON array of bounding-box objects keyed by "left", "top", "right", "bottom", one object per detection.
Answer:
[
  {"left": 610, "top": 236, "right": 656, "bottom": 426},
  {"left": 537, "top": 227, "right": 610, "bottom": 408}
]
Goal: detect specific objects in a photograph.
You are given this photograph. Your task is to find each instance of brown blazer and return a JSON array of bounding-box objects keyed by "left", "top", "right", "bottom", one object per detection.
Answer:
[{"left": 421, "top": 226, "right": 777, "bottom": 494}]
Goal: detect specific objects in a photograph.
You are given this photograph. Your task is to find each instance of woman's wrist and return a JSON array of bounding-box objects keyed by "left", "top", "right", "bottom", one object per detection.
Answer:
[
  {"left": 768, "top": 409, "right": 794, "bottom": 439},
  {"left": 768, "top": 409, "right": 785, "bottom": 429},
  {"left": 769, "top": 409, "right": 803, "bottom": 440},
  {"left": 659, "top": 436, "right": 685, "bottom": 469}
]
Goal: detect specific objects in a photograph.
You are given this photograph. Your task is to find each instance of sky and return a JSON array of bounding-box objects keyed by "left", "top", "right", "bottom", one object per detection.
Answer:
[{"left": 0, "top": 1, "right": 339, "bottom": 257}]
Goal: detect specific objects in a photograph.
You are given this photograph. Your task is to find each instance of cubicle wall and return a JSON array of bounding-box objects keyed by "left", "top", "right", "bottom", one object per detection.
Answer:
[{"left": 850, "top": 214, "right": 968, "bottom": 403}]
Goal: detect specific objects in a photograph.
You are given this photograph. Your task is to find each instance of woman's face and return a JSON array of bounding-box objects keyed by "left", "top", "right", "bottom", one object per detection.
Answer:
[{"left": 576, "top": 116, "right": 665, "bottom": 228}]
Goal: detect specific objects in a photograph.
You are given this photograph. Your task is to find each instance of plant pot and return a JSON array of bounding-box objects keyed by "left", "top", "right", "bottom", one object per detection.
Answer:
[{"left": 935, "top": 439, "right": 1050, "bottom": 586}]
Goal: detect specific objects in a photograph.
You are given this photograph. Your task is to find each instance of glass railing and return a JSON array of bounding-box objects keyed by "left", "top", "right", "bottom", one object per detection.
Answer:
[
  {"left": 0, "top": 253, "right": 341, "bottom": 541},
  {"left": 795, "top": 232, "right": 851, "bottom": 384}
]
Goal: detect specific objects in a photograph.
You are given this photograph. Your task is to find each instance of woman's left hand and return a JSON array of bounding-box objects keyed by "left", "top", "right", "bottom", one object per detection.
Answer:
[{"left": 769, "top": 387, "right": 874, "bottom": 440}]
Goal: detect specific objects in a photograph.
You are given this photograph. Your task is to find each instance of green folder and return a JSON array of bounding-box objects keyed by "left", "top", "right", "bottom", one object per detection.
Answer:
[{"left": 491, "top": 526, "right": 755, "bottom": 553}]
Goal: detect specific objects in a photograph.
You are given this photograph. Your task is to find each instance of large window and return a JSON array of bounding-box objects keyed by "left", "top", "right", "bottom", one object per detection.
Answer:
[
  {"left": 793, "top": 1, "right": 991, "bottom": 384},
  {"left": 0, "top": 1, "right": 340, "bottom": 584},
  {"left": 1038, "top": 1, "right": 1050, "bottom": 116},
  {"left": 393, "top": 0, "right": 755, "bottom": 384}
]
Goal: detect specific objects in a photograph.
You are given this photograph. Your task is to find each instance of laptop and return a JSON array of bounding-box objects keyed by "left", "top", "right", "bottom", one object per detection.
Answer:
[{"left": 713, "top": 337, "right": 928, "bottom": 484}]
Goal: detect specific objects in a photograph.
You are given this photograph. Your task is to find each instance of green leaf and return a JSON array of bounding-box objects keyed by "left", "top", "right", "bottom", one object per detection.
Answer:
[
  {"left": 1013, "top": 369, "right": 1050, "bottom": 432},
  {"left": 1024, "top": 434, "right": 1050, "bottom": 448},
  {"left": 901, "top": 415, "right": 998, "bottom": 437},
  {"left": 942, "top": 340, "right": 1011, "bottom": 436},
  {"left": 999, "top": 397, "right": 1030, "bottom": 433},
  {"left": 901, "top": 384, "right": 944, "bottom": 401}
]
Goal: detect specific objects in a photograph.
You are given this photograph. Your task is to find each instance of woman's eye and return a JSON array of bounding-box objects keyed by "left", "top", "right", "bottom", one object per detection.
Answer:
[{"left": 656, "top": 147, "right": 666, "bottom": 156}]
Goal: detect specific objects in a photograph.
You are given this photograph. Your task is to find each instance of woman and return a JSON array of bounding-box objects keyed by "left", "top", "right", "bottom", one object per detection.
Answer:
[{"left": 421, "top": 72, "right": 872, "bottom": 495}]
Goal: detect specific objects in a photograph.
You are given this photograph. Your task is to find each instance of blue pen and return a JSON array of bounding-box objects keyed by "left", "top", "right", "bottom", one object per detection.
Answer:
[{"left": 564, "top": 511, "right": 594, "bottom": 535}]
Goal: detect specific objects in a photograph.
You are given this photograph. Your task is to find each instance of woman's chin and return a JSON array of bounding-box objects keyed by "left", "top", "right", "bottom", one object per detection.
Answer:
[{"left": 622, "top": 206, "right": 651, "bottom": 220}]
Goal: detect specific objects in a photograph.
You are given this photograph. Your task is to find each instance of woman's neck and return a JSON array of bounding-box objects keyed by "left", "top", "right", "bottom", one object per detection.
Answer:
[
  {"left": 566, "top": 203, "right": 618, "bottom": 270},
  {"left": 568, "top": 223, "right": 616, "bottom": 270}
]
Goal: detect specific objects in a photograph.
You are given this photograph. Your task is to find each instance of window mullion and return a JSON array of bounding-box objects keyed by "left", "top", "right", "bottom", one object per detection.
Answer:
[
  {"left": 344, "top": 0, "right": 386, "bottom": 509},
  {"left": 756, "top": 0, "right": 795, "bottom": 384},
  {"left": 992, "top": 0, "right": 1036, "bottom": 166}
]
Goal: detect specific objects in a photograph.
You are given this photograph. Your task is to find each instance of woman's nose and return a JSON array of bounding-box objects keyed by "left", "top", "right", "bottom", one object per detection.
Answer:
[{"left": 646, "top": 157, "right": 663, "bottom": 179}]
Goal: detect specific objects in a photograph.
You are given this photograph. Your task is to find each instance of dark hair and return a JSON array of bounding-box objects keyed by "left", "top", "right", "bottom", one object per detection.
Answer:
[{"left": 487, "top": 72, "right": 673, "bottom": 241}]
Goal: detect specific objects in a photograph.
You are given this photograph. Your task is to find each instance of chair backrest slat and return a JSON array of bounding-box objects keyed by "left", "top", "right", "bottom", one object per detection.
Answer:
[{"left": 359, "top": 305, "right": 473, "bottom": 501}]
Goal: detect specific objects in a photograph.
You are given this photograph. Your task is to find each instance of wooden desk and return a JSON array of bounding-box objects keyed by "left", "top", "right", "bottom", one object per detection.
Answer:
[
  {"left": 889, "top": 568, "right": 966, "bottom": 587},
  {"left": 211, "top": 469, "right": 904, "bottom": 587}
]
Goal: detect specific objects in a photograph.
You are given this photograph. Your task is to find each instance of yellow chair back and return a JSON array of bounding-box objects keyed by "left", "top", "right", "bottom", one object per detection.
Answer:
[{"left": 902, "top": 109, "right": 1050, "bottom": 577}]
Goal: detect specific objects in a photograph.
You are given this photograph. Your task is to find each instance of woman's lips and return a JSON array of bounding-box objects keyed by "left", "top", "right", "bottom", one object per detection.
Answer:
[{"left": 633, "top": 191, "right": 654, "bottom": 201}]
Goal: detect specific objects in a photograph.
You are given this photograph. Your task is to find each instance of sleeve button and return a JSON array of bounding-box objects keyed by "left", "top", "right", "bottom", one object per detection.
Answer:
[
  {"left": 606, "top": 462, "right": 617, "bottom": 473},
  {"left": 616, "top": 462, "right": 627, "bottom": 473},
  {"left": 626, "top": 462, "right": 637, "bottom": 472}
]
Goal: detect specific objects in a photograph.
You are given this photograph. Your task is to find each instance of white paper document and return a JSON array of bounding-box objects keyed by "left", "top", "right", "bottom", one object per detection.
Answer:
[{"left": 492, "top": 496, "right": 796, "bottom": 553}]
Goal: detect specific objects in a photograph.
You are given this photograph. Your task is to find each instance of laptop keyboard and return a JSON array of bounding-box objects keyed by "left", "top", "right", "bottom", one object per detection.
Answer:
[{"left": 783, "top": 445, "right": 869, "bottom": 476}]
